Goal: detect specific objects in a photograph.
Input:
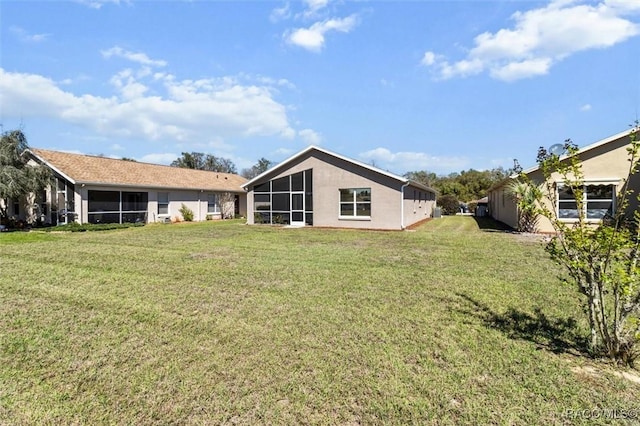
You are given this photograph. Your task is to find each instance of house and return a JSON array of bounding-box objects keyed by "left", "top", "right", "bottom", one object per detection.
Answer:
[
  {"left": 488, "top": 128, "right": 640, "bottom": 233},
  {"left": 242, "top": 145, "right": 437, "bottom": 230},
  {"left": 11, "top": 149, "right": 247, "bottom": 225}
]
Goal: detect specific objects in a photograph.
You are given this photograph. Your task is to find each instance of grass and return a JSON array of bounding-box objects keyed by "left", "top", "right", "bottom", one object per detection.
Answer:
[{"left": 1, "top": 217, "right": 638, "bottom": 424}]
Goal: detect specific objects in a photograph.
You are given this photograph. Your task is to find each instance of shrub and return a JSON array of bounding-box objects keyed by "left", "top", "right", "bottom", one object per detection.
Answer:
[
  {"left": 179, "top": 204, "right": 194, "bottom": 222},
  {"left": 438, "top": 195, "right": 460, "bottom": 215}
]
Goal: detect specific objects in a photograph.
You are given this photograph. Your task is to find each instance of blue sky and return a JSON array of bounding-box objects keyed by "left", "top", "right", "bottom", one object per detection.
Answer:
[{"left": 1, "top": 0, "right": 639, "bottom": 175}]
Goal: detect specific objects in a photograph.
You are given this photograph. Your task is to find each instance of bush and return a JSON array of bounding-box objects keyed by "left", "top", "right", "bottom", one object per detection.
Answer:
[
  {"left": 438, "top": 195, "right": 460, "bottom": 215},
  {"left": 42, "top": 222, "right": 144, "bottom": 232},
  {"left": 179, "top": 204, "right": 194, "bottom": 222}
]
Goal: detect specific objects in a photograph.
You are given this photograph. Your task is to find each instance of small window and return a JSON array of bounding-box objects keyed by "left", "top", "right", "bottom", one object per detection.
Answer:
[
  {"left": 339, "top": 188, "right": 371, "bottom": 218},
  {"left": 207, "top": 194, "right": 220, "bottom": 214},
  {"left": 158, "top": 192, "right": 169, "bottom": 215},
  {"left": 558, "top": 183, "right": 615, "bottom": 220}
]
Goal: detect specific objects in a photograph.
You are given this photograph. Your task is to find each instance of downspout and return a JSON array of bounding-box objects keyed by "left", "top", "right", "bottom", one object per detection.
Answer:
[{"left": 400, "top": 182, "right": 410, "bottom": 230}]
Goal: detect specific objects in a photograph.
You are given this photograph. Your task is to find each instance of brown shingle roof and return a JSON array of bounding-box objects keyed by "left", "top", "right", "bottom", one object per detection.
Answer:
[{"left": 29, "top": 149, "right": 247, "bottom": 192}]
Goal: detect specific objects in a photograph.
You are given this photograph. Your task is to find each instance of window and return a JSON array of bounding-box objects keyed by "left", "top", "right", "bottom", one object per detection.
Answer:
[
  {"left": 88, "top": 190, "right": 148, "bottom": 224},
  {"left": 339, "top": 188, "right": 371, "bottom": 218},
  {"left": 158, "top": 192, "right": 169, "bottom": 215},
  {"left": 207, "top": 194, "right": 220, "bottom": 214},
  {"left": 252, "top": 169, "right": 313, "bottom": 225},
  {"left": 558, "top": 183, "right": 615, "bottom": 220}
]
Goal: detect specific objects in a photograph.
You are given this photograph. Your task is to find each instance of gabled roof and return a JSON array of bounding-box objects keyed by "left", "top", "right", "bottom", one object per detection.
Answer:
[
  {"left": 520, "top": 127, "right": 637, "bottom": 175},
  {"left": 489, "top": 127, "right": 637, "bottom": 192},
  {"left": 242, "top": 145, "right": 436, "bottom": 193},
  {"left": 27, "top": 149, "right": 247, "bottom": 192}
]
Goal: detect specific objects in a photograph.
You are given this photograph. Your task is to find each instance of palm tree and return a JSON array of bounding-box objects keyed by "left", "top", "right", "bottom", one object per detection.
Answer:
[{"left": 506, "top": 179, "right": 541, "bottom": 233}]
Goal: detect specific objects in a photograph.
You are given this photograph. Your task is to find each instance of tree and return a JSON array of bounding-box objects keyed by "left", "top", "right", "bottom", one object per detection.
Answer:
[
  {"left": 171, "top": 152, "right": 237, "bottom": 173},
  {"left": 218, "top": 192, "right": 236, "bottom": 219},
  {"left": 404, "top": 170, "right": 438, "bottom": 188},
  {"left": 531, "top": 131, "right": 640, "bottom": 365},
  {"left": 0, "top": 130, "right": 51, "bottom": 224},
  {"left": 438, "top": 194, "right": 460, "bottom": 215},
  {"left": 506, "top": 179, "right": 541, "bottom": 233},
  {"left": 241, "top": 158, "right": 272, "bottom": 179}
]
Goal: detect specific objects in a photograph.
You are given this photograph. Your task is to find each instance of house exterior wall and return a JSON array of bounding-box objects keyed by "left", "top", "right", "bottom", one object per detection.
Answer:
[
  {"left": 488, "top": 183, "right": 519, "bottom": 230},
  {"left": 40, "top": 184, "right": 246, "bottom": 225},
  {"left": 490, "top": 132, "right": 638, "bottom": 233},
  {"left": 402, "top": 185, "right": 436, "bottom": 228},
  {"left": 246, "top": 150, "right": 436, "bottom": 230}
]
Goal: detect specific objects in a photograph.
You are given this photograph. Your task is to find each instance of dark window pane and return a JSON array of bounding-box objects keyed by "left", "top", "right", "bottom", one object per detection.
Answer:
[
  {"left": 558, "top": 186, "right": 577, "bottom": 200},
  {"left": 272, "top": 176, "right": 290, "bottom": 192},
  {"left": 88, "top": 191, "right": 120, "bottom": 212},
  {"left": 272, "top": 213, "right": 290, "bottom": 224},
  {"left": 88, "top": 212, "right": 120, "bottom": 224},
  {"left": 292, "top": 212, "right": 303, "bottom": 222},
  {"left": 291, "top": 172, "right": 304, "bottom": 191},
  {"left": 255, "top": 212, "right": 271, "bottom": 224},
  {"left": 559, "top": 201, "right": 579, "bottom": 218},
  {"left": 305, "top": 169, "right": 313, "bottom": 192},
  {"left": 340, "top": 189, "right": 353, "bottom": 202},
  {"left": 586, "top": 184, "right": 614, "bottom": 200},
  {"left": 122, "top": 192, "right": 148, "bottom": 211},
  {"left": 272, "top": 193, "right": 290, "bottom": 211},
  {"left": 356, "top": 189, "right": 371, "bottom": 202},
  {"left": 122, "top": 212, "right": 147, "bottom": 223},
  {"left": 340, "top": 204, "right": 354, "bottom": 216},
  {"left": 305, "top": 194, "right": 313, "bottom": 212},
  {"left": 254, "top": 182, "right": 270, "bottom": 193},
  {"left": 356, "top": 203, "right": 371, "bottom": 216},
  {"left": 292, "top": 193, "right": 303, "bottom": 210},
  {"left": 587, "top": 201, "right": 613, "bottom": 219},
  {"left": 305, "top": 213, "right": 313, "bottom": 225}
]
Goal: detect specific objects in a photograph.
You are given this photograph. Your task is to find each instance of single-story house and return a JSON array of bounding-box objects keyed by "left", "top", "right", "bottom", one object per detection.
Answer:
[
  {"left": 8, "top": 149, "right": 247, "bottom": 225},
  {"left": 242, "top": 145, "right": 437, "bottom": 230},
  {"left": 489, "top": 128, "right": 640, "bottom": 233}
]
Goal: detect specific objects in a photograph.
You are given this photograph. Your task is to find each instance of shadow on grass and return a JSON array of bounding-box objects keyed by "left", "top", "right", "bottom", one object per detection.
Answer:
[
  {"left": 472, "top": 216, "right": 516, "bottom": 233},
  {"left": 456, "top": 292, "right": 589, "bottom": 356}
]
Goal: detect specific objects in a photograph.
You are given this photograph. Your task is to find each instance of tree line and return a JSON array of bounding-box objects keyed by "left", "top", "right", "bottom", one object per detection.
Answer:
[
  {"left": 170, "top": 151, "right": 272, "bottom": 179},
  {"left": 404, "top": 167, "right": 513, "bottom": 202}
]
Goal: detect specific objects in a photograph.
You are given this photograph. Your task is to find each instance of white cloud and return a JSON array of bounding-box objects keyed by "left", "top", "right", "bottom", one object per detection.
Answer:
[
  {"left": 298, "top": 128, "right": 322, "bottom": 145},
  {"left": 285, "top": 14, "right": 358, "bottom": 52},
  {"left": 110, "top": 143, "right": 124, "bottom": 151},
  {"left": 580, "top": 103, "right": 592, "bottom": 111},
  {"left": 75, "top": 0, "right": 128, "bottom": 9},
  {"left": 101, "top": 46, "right": 167, "bottom": 67},
  {"left": 302, "top": 0, "right": 331, "bottom": 18},
  {"left": 270, "top": 3, "right": 291, "bottom": 22},
  {"left": 0, "top": 68, "right": 297, "bottom": 144},
  {"left": 10, "top": 26, "right": 50, "bottom": 42},
  {"left": 422, "top": 0, "right": 640, "bottom": 81},
  {"left": 359, "top": 147, "right": 469, "bottom": 174}
]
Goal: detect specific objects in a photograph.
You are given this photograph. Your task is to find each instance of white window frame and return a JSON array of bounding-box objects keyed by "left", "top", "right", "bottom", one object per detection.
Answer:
[
  {"left": 556, "top": 180, "right": 617, "bottom": 222},
  {"left": 158, "top": 192, "right": 169, "bottom": 216},
  {"left": 207, "top": 193, "right": 220, "bottom": 214},
  {"left": 339, "top": 188, "right": 371, "bottom": 220}
]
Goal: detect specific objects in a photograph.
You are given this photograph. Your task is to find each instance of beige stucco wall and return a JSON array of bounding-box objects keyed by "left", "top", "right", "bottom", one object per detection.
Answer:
[
  {"left": 71, "top": 185, "right": 245, "bottom": 224},
  {"left": 490, "top": 132, "right": 638, "bottom": 233},
  {"left": 488, "top": 184, "right": 519, "bottom": 230},
  {"left": 246, "top": 151, "right": 436, "bottom": 230}
]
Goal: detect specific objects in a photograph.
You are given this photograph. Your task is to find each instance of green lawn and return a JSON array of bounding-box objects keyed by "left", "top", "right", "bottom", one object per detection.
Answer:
[{"left": 1, "top": 217, "right": 638, "bottom": 424}]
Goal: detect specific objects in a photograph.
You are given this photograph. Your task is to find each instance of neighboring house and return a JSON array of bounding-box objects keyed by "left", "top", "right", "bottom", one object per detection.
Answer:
[
  {"left": 489, "top": 128, "right": 640, "bottom": 233},
  {"left": 242, "top": 145, "right": 437, "bottom": 230},
  {"left": 11, "top": 149, "right": 247, "bottom": 225}
]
